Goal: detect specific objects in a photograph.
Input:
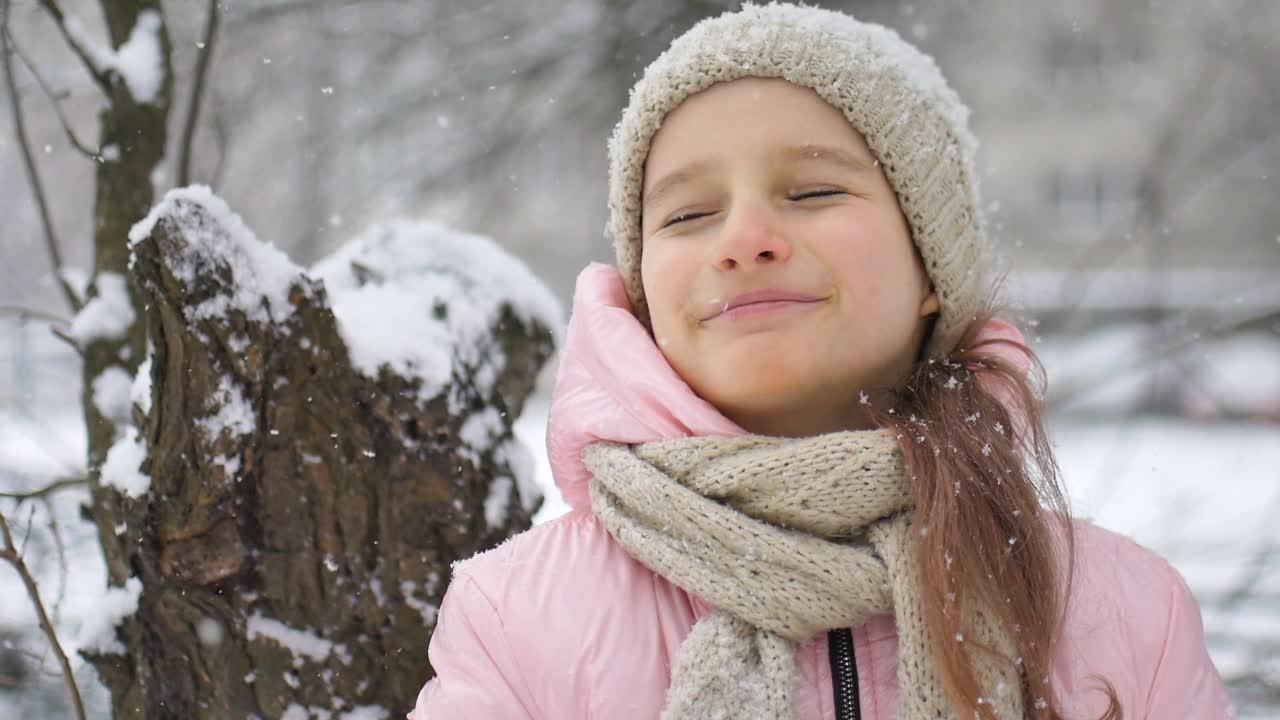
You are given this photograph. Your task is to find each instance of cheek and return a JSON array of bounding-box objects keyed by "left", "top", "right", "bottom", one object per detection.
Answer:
[
  {"left": 640, "top": 244, "right": 693, "bottom": 332},
  {"left": 819, "top": 213, "right": 920, "bottom": 307}
]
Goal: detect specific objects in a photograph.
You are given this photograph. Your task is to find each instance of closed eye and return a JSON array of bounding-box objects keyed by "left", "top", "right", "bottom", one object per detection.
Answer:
[
  {"left": 663, "top": 210, "right": 716, "bottom": 228},
  {"left": 661, "top": 189, "right": 844, "bottom": 228},
  {"left": 789, "top": 189, "right": 846, "bottom": 201}
]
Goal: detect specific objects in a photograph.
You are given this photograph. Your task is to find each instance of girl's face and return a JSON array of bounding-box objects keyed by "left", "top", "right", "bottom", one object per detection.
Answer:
[{"left": 640, "top": 78, "right": 939, "bottom": 436}]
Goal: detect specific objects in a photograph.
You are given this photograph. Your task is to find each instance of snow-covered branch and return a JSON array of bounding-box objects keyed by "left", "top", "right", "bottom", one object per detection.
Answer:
[{"left": 32, "top": 0, "right": 110, "bottom": 93}]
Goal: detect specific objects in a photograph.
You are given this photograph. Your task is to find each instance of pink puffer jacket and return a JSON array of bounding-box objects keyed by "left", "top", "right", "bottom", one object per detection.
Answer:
[{"left": 410, "top": 264, "right": 1231, "bottom": 719}]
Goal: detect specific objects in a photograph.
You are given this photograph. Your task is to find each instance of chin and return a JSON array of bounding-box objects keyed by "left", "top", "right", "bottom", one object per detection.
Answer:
[{"left": 699, "top": 362, "right": 817, "bottom": 413}]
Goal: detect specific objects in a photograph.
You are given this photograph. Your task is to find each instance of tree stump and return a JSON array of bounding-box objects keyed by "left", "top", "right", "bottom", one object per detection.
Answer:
[{"left": 86, "top": 186, "right": 560, "bottom": 719}]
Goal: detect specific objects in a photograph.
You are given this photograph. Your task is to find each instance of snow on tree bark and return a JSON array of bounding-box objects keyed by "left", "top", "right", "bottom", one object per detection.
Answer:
[{"left": 84, "top": 190, "right": 558, "bottom": 719}]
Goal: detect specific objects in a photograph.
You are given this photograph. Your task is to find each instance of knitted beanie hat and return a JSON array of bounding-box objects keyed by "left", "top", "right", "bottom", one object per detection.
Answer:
[{"left": 607, "top": 2, "right": 990, "bottom": 357}]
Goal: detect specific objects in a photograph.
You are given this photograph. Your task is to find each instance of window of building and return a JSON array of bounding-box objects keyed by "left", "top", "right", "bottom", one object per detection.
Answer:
[{"left": 1045, "top": 167, "right": 1138, "bottom": 237}]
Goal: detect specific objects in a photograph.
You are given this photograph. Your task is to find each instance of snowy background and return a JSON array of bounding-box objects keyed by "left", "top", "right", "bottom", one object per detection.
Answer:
[{"left": 3, "top": 0, "right": 1278, "bottom": 717}]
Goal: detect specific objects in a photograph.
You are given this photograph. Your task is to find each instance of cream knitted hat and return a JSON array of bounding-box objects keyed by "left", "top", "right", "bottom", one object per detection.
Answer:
[{"left": 607, "top": 2, "right": 990, "bottom": 357}]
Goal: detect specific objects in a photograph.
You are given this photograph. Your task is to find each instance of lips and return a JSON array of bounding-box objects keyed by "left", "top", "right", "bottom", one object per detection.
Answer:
[{"left": 700, "top": 288, "right": 827, "bottom": 322}]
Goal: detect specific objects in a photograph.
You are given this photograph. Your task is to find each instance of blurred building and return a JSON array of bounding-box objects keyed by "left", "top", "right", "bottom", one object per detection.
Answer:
[{"left": 913, "top": 0, "right": 1280, "bottom": 324}]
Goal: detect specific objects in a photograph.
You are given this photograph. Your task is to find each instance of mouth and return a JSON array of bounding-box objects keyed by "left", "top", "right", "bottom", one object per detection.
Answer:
[{"left": 700, "top": 289, "right": 828, "bottom": 323}]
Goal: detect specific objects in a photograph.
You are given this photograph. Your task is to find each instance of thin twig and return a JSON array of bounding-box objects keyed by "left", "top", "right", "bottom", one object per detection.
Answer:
[
  {"left": 0, "top": 304, "right": 70, "bottom": 325},
  {"left": 178, "top": 0, "right": 219, "bottom": 186},
  {"left": 0, "top": 511, "right": 87, "bottom": 720},
  {"left": 41, "top": 496, "right": 69, "bottom": 623},
  {"left": 7, "top": 30, "right": 96, "bottom": 158},
  {"left": 17, "top": 504, "right": 36, "bottom": 556},
  {"left": 0, "top": 477, "right": 88, "bottom": 501},
  {"left": 34, "top": 0, "right": 110, "bottom": 94},
  {"left": 50, "top": 326, "right": 83, "bottom": 356},
  {"left": 1048, "top": 306, "right": 1280, "bottom": 410},
  {"left": 0, "top": 1, "right": 84, "bottom": 314}
]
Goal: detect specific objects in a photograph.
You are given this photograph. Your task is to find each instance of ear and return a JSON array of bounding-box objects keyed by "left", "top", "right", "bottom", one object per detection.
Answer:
[{"left": 918, "top": 289, "right": 940, "bottom": 318}]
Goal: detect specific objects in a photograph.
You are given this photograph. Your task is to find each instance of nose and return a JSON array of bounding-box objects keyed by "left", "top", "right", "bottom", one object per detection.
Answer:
[{"left": 714, "top": 205, "right": 793, "bottom": 271}]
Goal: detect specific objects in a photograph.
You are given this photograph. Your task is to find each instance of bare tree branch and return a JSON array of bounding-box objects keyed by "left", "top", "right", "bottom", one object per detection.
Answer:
[
  {"left": 49, "top": 326, "right": 83, "bottom": 356},
  {"left": 16, "top": 504, "right": 36, "bottom": 557},
  {"left": 7, "top": 31, "right": 97, "bottom": 158},
  {"left": 0, "top": 477, "right": 88, "bottom": 502},
  {"left": 33, "top": 0, "right": 110, "bottom": 94},
  {"left": 41, "top": 496, "right": 70, "bottom": 623},
  {"left": 0, "top": 511, "right": 86, "bottom": 720},
  {"left": 178, "top": 0, "right": 219, "bottom": 186},
  {"left": 0, "top": 3, "right": 85, "bottom": 314},
  {"left": 1048, "top": 306, "right": 1280, "bottom": 411}
]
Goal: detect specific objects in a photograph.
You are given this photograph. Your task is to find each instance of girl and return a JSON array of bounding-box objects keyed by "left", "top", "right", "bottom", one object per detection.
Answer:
[{"left": 411, "top": 4, "right": 1229, "bottom": 718}]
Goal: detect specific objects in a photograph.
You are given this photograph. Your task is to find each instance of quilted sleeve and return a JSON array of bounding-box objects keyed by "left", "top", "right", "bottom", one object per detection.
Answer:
[{"left": 407, "top": 572, "right": 539, "bottom": 720}]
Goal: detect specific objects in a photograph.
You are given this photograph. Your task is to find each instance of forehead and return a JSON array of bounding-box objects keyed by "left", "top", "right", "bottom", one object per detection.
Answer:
[{"left": 643, "top": 77, "right": 876, "bottom": 185}]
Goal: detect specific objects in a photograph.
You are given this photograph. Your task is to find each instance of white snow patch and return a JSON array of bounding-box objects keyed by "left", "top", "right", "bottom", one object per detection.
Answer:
[
  {"left": 69, "top": 272, "right": 135, "bottom": 344},
  {"left": 64, "top": 11, "right": 164, "bottom": 105},
  {"left": 77, "top": 577, "right": 143, "bottom": 654},
  {"left": 334, "top": 642, "right": 352, "bottom": 666},
  {"left": 58, "top": 266, "right": 89, "bottom": 305},
  {"left": 400, "top": 581, "right": 438, "bottom": 626},
  {"left": 341, "top": 707, "right": 389, "bottom": 720},
  {"left": 113, "top": 12, "right": 164, "bottom": 104},
  {"left": 92, "top": 366, "right": 135, "bottom": 423},
  {"left": 512, "top": 374, "right": 567, "bottom": 526},
  {"left": 459, "top": 407, "right": 503, "bottom": 463},
  {"left": 100, "top": 426, "right": 150, "bottom": 498},
  {"left": 211, "top": 453, "right": 241, "bottom": 479},
  {"left": 196, "top": 617, "right": 225, "bottom": 646},
  {"left": 129, "top": 185, "right": 303, "bottom": 325},
  {"left": 310, "top": 218, "right": 562, "bottom": 402},
  {"left": 483, "top": 475, "right": 513, "bottom": 529},
  {"left": 196, "top": 375, "right": 255, "bottom": 440},
  {"left": 246, "top": 612, "right": 332, "bottom": 661},
  {"left": 62, "top": 15, "right": 116, "bottom": 77},
  {"left": 496, "top": 436, "right": 541, "bottom": 514},
  {"left": 280, "top": 705, "right": 309, "bottom": 720},
  {"left": 1055, "top": 417, "right": 1280, "bottom": 691},
  {"left": 131, "top": 355, "right": 153, "bottom": 415}
]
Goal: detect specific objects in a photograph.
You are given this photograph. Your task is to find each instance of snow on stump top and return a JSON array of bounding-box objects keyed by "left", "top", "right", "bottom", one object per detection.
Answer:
[
  {"left": 97, "top": 186, "right": 559, "bottom": 720},
  {"left": 312, "top": 217, "right": 563, "bottom": 404}
]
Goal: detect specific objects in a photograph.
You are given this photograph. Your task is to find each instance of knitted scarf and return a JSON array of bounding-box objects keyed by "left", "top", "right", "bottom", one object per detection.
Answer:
[{"left": 584, "top": 431, "right": 1024, "bottom": 720}]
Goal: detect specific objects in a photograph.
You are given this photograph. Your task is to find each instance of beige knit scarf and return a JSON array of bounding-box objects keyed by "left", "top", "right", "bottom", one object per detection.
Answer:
[{"left": 584, "top": 431, "right": 1024, "bottom": 720}]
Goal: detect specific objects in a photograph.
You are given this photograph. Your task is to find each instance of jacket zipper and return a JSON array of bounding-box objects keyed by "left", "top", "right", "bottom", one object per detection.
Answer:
[{"left": 827, "top": 628, "right": 862, "bottom": 720}]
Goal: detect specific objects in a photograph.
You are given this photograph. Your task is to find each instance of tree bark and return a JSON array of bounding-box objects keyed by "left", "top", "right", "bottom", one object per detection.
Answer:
[
  {"left": 85, "top": 196, "right": 555, "bottom": 718},
  {"left": 77, "top": 3, "right": 172, "bottom": 713}
]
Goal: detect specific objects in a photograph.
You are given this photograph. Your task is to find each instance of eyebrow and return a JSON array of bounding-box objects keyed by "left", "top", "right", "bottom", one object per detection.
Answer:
[
  {"left": 641, "top": 144, "right": 879, "bottom": 213},
  {"left": 777, "top": 144, "right": 880, "bottom": 174},
  {"left": 642, "top": 159, "right": 715, "bottom": 214}
]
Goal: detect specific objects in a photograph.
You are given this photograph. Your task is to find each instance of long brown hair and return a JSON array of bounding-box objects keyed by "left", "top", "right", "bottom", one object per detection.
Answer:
[{"left": 867, "top": 309, "right": 1122, "bottom": 720}]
